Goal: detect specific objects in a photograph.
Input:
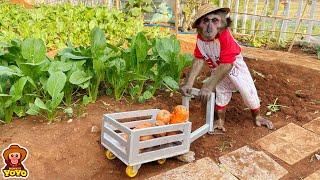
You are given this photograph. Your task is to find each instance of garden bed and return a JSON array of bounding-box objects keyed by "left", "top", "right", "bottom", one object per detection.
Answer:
[{"left": 1, "top": 48, "right": 319, "bottom": 179}]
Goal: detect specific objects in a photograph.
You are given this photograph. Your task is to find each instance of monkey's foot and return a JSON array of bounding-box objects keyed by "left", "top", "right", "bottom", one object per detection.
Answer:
[
  {"left": 255, "top": 116, "right": 274, "bottom": 130},
  {"left": 213, "top": 119, "right": 226, "bottom": 132}
]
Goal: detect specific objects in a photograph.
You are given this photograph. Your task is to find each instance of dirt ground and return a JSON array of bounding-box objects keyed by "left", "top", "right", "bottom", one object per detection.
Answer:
[{"left": 1, "top": 37, "right": 320, "bottom": 180}]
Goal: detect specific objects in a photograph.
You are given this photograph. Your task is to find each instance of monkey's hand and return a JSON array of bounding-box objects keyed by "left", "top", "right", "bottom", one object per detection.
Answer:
[
  {"left": 180, "top": 84, "right": 193, "bottom": 97},
  {"left": 255, "top": 115, "right": 274, "bottom": 130},
  {"left": 199, "top": 64, "right": 233, "bottom": 103},
  {"left": 199, "top": 86, "right": 212, "bottom": 102}
]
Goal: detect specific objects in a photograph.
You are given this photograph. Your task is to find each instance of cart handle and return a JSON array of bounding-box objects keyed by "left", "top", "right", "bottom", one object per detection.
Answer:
[{"left": 182, "top": 88, "right": 215, "bottom": 142}]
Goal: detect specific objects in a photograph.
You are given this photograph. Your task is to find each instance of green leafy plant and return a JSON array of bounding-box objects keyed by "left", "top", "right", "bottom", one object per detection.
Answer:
[
  {"left": 0, "top": 38, "right": 48, "bottom": 122},
  {"left": 0, "top": 2, "right": 165, "bottom": 51},
  {"left": 27, "top": 71, "right": 66, "bottom": 121},
  {"left": 123, "top": 0, "right": 154, "bottom": 17},
  {"left": 317, "top": 46, "right": 320, "bottom": 60},
  {"left": 151, "top": 36, "right": 192, "bottom": 94},
  {"left": 0, "top": 27, "right": 192, "bottom": 123}
]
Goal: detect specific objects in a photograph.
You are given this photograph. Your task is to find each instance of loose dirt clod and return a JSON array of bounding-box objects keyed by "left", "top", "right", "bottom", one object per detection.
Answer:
[
  {"left": 175, "top": 151, "right": 195, "bottom": 163},
  {"left": 91, "top": 126, "right": 99, "bottom": 133}
]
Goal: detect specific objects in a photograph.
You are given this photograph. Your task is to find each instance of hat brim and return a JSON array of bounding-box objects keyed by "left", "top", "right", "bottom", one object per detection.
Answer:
[
  {"left": 192, "top": 7, "right": 230, "bottom": 29},
  {"left": 3, "top": 146, "right": 27, "bottom": 162}
]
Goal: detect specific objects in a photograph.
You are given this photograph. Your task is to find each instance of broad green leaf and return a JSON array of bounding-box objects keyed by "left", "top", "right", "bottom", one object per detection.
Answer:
[
  {"left": 25, "top": 76, "right": 37, "bottom": 89},
  {"left": 40, "top": 76, "right": 48, "bottom": 87},
  {"left": 138, "top": 90, "right": 153, "bottom": 103},
  {"left": 45, "top": 71, "right": 66, "bottom": 98},
  {"left": 79, "top": 81, "right": 90, "bottom": 89},
  {"left": 62, "top": 52, "right": 90, "bottom": 60},
  {"left": 134, "top": 32, "right": 149, "bottom": 64},
  {"left": 142, "top": 6, "right": 153, "bottom": 13},
  {"left": 9, "top": 77, "right": 28, "bottom": 102},
  {"left": 64, "top": 107, "right": 73, "bottom": 117},
  {"left": 83, "top": 95, "right": 92, "bottom": 105},
  {"left": 138, "top": 96, "right": 145, "bottom": 103},
  {"left": 21, "top": 38, "right": 46, "bottom": 65},
  {"left": 8, "top": 65, "right": 23, "bottom": 76},
  {"left": 69, "top": 70, "right": 92, "bottom": 85},
  {"left": 0, "top": 66, "right": 22, "bottom": 76},
  {"left": 143, "top": 90, "right": 153, "bottom": 100},
  {"left": 131, "top": 7, "right": 142, "bottom": 17},
  {"left": 48, "top": 61, "right": 73, "bottom": 74},
  {"left": 26, "top": 103, "right": 39, "bottom": 115},
  {"left": 13, "top": 106, "right": 25, "bottom": 117},
  {"left": 35, "top": 98, "right": 48, "bottom": 110},
  {"left": 90, "top": 27, "right": 106, "bottom": 50},
  {"left": 50, "top": 92, "right": 64, "bottom": 109},
  {"left": 129, "top": 85, "right": 140, "bottom": 97},
  {"left": 155, "top": 37, "right": 180, "bottom": 62},
  {"left": 163, "top": 76, "right": 179, "bottom": 90}
]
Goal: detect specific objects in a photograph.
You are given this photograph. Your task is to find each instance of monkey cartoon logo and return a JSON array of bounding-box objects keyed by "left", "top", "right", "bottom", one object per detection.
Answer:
[{"left": 1, "top": 144, "right": 29, "bottom": 179}]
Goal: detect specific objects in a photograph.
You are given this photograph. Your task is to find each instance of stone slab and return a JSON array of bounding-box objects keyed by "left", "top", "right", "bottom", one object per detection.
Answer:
[
  {"left": 148, "top": 157, "right": 237, "bottom": 180},
  {"left": 303, "top": 117, "right": 320, "bottom": 135},
  {"left": 256, "top": 123, "right": 320, "bottom": 165},
  {"left": 219, "top": 146, "right": 288, "bottom": 180},
  {"left": 304, "top": 169, "right": 320, "bottom": 180}
]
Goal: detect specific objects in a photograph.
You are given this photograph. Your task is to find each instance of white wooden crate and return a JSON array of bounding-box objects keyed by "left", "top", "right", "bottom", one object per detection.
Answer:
[
  {"left": 101, "top": 88, "right": 215, "bottom": 176},
  {"left": 101, "top": 109, "right": 192, "bottom": 166}
]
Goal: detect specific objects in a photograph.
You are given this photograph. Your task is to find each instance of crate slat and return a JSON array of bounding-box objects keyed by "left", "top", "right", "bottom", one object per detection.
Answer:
[
  {"left": 138, "top": 134, "right": 185, "bottom": 149},
  {"left": 101, "top": 134, "right": 128, "bottom": 164},
  {"left": 106, "top": 109, "right": 159, "bottom": 119},
  {"left": 104, "top": 116, "right": 131, "bottom": 134},
  {"left": 129, "top": 143, "right": 188, "bottom": 165},
  {"left": 133, "top": 122, "right": 191, "bottom": 137},
  {"left": 103, "top": 125, "right": 127, "bottom": 146}
]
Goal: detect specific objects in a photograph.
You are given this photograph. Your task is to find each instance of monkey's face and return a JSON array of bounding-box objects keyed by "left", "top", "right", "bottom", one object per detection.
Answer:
[
  {"left": 9, "top": 153, "right": 21, "bottom": 165},
  {"left": 198, "top": 13, "right": 222, "bottom": 40}
]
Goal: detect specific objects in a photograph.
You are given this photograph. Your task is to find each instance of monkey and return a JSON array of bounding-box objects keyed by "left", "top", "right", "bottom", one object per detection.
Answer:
[
  {"left": 180, "top": 4, "right": 274, "bottom": 132},
  {"left": 2, "top": 144, "right": 28, "bottom": 171}
]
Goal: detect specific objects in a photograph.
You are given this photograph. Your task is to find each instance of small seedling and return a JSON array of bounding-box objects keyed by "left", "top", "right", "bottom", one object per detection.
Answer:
[
  {"left": 216, "top": 141, "right": 232, "bottom": 152},
  {"left": 63, "top": 107, "right": 73, "bottom": 118},
  {"left": 266, "top": 98, "right": 287, "bottom": 116}
]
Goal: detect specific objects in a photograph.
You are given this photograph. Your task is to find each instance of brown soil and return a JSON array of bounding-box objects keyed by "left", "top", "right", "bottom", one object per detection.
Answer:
[{"left": 1, "top": 36, "right": 320, "bottom": 179}]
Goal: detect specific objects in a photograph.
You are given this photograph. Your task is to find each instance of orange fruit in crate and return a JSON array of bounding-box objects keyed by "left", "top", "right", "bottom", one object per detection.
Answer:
[
  {"left": 140, "top": 135, "right": 154, "bottom": 141},
  {"left": 156, "top": 110, "right": 171, "bottom": 124},
  {"left": 121, "top": 133, "right": 128, "bottom": 141},
  {"left": 135, "top": 122, "right": 153, "bottom": 129},
  {"left": 134, "top": 122, "right": 154, "bottom": 141},
  {"left": 170, "top": 105, "right": 189, "bottom": 124},
  {"left": 154, "top": 120, "right": 167, "bottom": 137}
]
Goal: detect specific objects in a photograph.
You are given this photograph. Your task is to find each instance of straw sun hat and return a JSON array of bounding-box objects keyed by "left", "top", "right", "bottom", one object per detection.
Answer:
[
  {"left": 192, "top": 4, "right": 230, "bottom": 28},
  {"left": 3, "top": 144, "right": 28, "bottom": 162}
]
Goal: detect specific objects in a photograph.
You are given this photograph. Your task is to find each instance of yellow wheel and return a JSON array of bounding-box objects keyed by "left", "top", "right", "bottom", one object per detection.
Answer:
[
  {"left": 157, "top": 159, "right": 166, "bottom": 165},
  {"left": 126, "top": 166, "right": 138, "bottom": 178},
  {"left": 105, "top": 150, "right": 115, "bottom": 160}
]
